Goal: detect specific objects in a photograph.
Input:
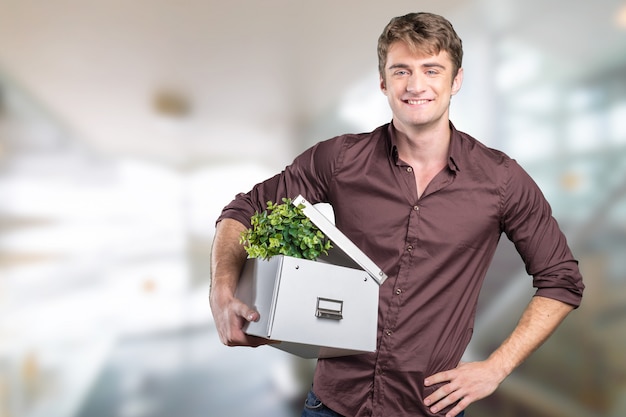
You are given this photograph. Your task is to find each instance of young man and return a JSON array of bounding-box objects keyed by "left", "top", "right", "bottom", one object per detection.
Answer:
[{"left": 209, "top": 12, "right": 584, "bottom": 417}]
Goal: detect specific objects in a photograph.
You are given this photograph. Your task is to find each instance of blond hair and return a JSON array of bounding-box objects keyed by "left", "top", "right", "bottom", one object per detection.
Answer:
[{"left": 378, "top": 12, "right": 463, "bottom": 78}]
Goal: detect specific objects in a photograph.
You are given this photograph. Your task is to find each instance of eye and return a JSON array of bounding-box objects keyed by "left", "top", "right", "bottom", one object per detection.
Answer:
[
  {"left": 425, "top": 69, "right": 439, "bottom": 76},
  {"left": 394, "top": 70, "right": 409, "bottom": 76}
]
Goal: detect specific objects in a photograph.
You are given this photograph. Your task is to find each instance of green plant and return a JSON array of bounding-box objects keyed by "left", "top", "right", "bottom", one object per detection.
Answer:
[{"left": 240, "top": 198, "right": 332, "bottom": 260}]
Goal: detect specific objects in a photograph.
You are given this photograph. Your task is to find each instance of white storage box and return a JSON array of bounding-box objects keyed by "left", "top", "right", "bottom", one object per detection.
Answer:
[{"left": 235, "top": 195, "right": 387, "bottom": 358}]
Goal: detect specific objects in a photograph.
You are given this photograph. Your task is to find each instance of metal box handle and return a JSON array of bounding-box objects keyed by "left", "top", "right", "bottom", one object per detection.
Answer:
[{"left": 316, "top": 297, "right": 343, "bottom": 320}]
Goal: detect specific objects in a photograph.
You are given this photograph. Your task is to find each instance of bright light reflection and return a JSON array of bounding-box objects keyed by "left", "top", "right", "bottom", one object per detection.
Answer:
[
  {"left": 495, "top": 40, "right": 543, "bottom": 92},
  {"left": 609, "top": 101, "right": 626, "bottom": 143},
  {"left": 567, "top": 87, "right": 604, "bottom": 112},
  {"left": 510, "top": 86, "right": 559, "bottom": 114},
  {"left": 566, "top": 111, "right": 606, "bottom": 152},
  {"left": 504, "top": 117, "right": 556, "bottom": 162},
  {"left": 0, "top": 159, "right": 182, "bottom": 221},
  {"left": 186, "top": 162, "right": 276, "bottom": 238},
  {"left": 338, "top": 71, "right": 391, "bottom": 131}
]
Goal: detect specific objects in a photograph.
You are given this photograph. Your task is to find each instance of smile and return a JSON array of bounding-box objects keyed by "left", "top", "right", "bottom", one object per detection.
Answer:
[{"left": 405, "top": 99, "right": 431, "bottom": 105}]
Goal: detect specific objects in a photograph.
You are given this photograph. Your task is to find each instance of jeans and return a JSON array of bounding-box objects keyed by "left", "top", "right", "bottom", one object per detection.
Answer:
[
  {"left": 301, "top": 389, "right": 343, "bottom": 417},
  {"left": 301, "top": 389, "right": 465, "bottom": 417}
]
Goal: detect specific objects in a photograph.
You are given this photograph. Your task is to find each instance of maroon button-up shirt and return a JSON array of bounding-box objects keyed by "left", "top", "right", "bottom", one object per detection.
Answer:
[{"left": 217, "top": 122, "right": 584, "bottom": 416}]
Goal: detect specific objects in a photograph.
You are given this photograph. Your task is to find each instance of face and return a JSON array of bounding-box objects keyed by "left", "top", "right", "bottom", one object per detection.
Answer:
[{"left": 380, "top": 41, "right": 463, "bottom": 134}]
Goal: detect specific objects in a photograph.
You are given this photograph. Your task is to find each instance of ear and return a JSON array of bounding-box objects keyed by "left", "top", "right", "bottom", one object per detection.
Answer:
[
  {"left": 379, "top": 74, "right": 388, "bottom": 95},
  {"left": 451, "top": 67, "right": 463, "bottom": 96}
]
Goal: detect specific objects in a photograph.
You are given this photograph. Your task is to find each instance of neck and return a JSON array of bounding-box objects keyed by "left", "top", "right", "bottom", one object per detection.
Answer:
[{"left": 393, "top": 120, "right": 451, "bottom": 167}]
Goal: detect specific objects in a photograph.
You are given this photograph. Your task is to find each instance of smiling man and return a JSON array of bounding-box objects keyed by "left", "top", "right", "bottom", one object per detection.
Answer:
[
  {"left": 210, "top": 12, "right": 584, "bottom": 417},
  {"left": 382, "top": 44, "right": 462, "bottom": 136}
]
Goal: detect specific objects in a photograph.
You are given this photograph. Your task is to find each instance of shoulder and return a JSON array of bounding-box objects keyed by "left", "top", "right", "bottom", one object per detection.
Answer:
[
  {"left": 311, "top": 124, "right": 391, "bottom": 162},
  {"left": 319, "top": 123, "right": 389, "bottom": 149},
  {"left": 452, "top": 128, "right": 541, "bottom": 202},
  {"left": 451, "top": 128, "right": 517, "bottom": 185},
  {"left": 455, "top": 129, "right": 510, "bottom": 165}
]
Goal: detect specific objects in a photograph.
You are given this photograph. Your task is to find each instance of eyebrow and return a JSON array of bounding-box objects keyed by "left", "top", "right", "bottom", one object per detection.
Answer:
[
  {"left": 387, "top": 62, "right": 448, "bottom": 71},
  {"left": 387, "top": 63, "right": 411, "bottom": 71},
  {"left": 423, "top": 62, "right": 447, "bottom": 70}
]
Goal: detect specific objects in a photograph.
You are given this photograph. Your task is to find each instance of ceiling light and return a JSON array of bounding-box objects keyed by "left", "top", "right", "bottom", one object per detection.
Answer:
[{"left": 152, "top": 89, "right": 191, "bottom": 118}]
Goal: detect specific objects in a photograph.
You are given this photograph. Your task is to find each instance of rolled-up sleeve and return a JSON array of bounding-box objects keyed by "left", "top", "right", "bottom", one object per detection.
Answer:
[{"left": 500, "top": 160, "right": 585, "bottom": 307}]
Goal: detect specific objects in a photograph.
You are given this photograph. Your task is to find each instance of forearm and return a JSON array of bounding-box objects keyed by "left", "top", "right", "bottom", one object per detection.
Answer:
[
  {"left": 209, "top": 218, "right": 270, "bottom": 346},
  {"left": 486, "top": 295, "right": 574, "bottom": 378},
  {"left": 209, "top": 218, "right": 248, "bottom": 304}
]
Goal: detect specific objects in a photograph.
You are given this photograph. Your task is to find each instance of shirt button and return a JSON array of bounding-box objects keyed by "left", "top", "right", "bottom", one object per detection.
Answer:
[
  {"left": 407, "top": 245, "right": 413, "bottom": 252},
  {"left": 396, "top": 288, "right": 402, "bottom": 295},
  {"left": 385, "top": 330, "right": 392, "bottom": 336},
  {"left": 413, "top": 205, "right": 419, "bottom": 211},
  {"left": 407, "top": 167, "right": 413, "bottom": 173}
]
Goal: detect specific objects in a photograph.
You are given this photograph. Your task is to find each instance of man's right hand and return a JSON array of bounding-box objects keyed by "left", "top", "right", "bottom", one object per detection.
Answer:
[{"left": 210, "top": 290, "right": 271, "bottom": 347}]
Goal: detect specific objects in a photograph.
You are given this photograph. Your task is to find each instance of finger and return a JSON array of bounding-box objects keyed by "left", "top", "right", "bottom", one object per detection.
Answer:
[
  {"left": 428, "top": 387, "right": 466, "bottom": 415},
  {"left": 424, "top": 383, "right": 455, "bottom": 408},
  {"left": 424, "top": 369, "right": 451, "bottom": 386},
  {"left": 242, "top": 334, "right": 274, "bottom": 347},
  {"left": 444, "top": 398, "right": 470, "bottom": 417},
  {"left": 226, "top": 327, "right": 279, "bottom": 347},
  {"left": 223, "top": 322, "right": 259, "bottom": 347},
  {"left": 245, "top": 309, "right": 260, "bottom": 322},
  {"left": 230, "top": 298, "right": 260, "bottom": 323},
  {"left": 225, "top": 302, "right": 267, "bottom": 346}
]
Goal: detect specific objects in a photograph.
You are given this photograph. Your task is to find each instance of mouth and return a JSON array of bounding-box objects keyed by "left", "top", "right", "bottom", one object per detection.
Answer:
[{"left": 405, "top": 99, "right": 432, "bottom": 105}]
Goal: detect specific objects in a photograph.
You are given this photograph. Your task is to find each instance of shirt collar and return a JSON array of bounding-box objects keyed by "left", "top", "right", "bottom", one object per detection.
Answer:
[
  {"left": 386, "top": 121, "right": 462, "bottom": 173},
  {"left": 386, "top": 122, "right": 400, "bottom": 162},
  {"left": 447, "top": 122, "right": 462, "bottom": 173}
]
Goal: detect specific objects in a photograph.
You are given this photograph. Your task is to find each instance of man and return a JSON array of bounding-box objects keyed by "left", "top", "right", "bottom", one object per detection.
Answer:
[{"left": 210, "top": 12, "right": 584, "bottom": 417}]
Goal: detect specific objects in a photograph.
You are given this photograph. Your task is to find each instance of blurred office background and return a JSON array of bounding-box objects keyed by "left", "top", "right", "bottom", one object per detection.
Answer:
[{"left": 0, "top": 0, "right": 625, "bottom": 416}]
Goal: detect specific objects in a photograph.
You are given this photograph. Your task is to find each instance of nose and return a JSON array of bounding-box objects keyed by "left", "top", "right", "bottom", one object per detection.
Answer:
[{"left": 406, "top": 73, "right": 426, "bottom": 93}]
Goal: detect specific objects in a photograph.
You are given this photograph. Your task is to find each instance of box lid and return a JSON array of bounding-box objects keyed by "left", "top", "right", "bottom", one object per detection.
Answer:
[{"left": 292, "top": 195, "right": 388, "bottom": 286}]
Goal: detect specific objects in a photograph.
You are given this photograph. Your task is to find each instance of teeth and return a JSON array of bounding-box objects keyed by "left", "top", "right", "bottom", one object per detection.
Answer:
[{"left": 407, "top": 99, "right": 430, "bottom": 105}]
